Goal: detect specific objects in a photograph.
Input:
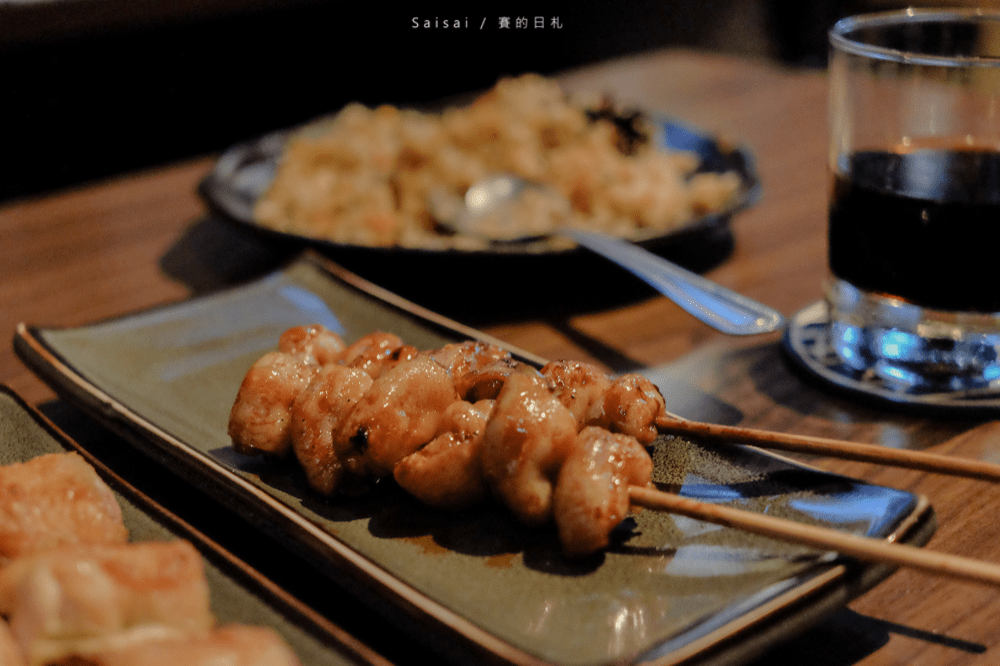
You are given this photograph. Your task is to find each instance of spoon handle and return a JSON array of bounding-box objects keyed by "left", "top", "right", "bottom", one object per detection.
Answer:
[{"left": 561, "top": 229, "right": 785, "bottom": 336}]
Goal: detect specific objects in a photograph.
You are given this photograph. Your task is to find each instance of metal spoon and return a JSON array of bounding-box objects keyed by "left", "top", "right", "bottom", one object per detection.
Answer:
[{"left": 432, "top": 175, "right": 786, "bottom": 336}]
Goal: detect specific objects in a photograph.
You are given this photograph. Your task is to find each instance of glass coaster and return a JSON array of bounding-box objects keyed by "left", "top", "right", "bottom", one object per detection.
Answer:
[{"left": 783, "top": 301, "right": 1000, "bottom": 413}]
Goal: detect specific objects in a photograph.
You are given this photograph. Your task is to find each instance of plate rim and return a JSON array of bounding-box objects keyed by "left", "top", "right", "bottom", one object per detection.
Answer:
[{"left": 13, "top": 254, "right": 936, "bottom": 666}]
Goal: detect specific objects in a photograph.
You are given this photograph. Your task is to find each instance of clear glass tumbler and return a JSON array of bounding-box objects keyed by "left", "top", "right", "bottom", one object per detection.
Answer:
[{"left": 825, "top": 8, "right": 1000, "bottom": 396}]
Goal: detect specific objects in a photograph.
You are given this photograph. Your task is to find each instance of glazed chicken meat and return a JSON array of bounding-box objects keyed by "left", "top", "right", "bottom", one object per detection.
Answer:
[
  {"left": 0, "top": 452, "right": 302, "bottom": 666},
  {"left": 0, "top": 453, "right": 129, "bottom": 564},
  {"left": 229, "top": 326, "right": 668, "bottom": 556}
]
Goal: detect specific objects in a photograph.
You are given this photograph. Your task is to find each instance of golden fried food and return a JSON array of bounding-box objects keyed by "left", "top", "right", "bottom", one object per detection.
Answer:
[
  {"left": 0, "top": 541, "right": 213, "bottom": 665},
  {"left": 0, "top": 452, "right": 302, "bottom": 665},
  {"left": 0, "top": 453, "right": 128, "bottom": 564},
  {"left": 66, "top": 625, "right": 302, "bottom": 666}
]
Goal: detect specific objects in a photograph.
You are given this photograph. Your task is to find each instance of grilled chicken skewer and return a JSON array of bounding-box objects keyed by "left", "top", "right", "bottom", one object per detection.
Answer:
[{"left": 229, "top": 327, "right": 1000, "bottom": 587}]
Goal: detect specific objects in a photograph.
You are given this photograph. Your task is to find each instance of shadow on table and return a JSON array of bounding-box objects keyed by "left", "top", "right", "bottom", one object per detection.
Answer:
[
  {"left": 658, "top": 335, "right": 988, "bottom": 431},
  {"left": 747, "top": 607, "right": 985, "bottom": 666},
  {"left": 159, "top": 215, "right": 300, "bottom": 294},
  {"left": 159, "top": 212, "right": 735, "bottom": 326},
  {"left": 750, "top": 342, "right": 988, "bottom": 441}
]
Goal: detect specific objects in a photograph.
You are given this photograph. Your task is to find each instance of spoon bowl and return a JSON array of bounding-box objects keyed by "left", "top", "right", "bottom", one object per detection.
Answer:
[{"left": 432, "top": 175, "right": 786, "bottom": 336}]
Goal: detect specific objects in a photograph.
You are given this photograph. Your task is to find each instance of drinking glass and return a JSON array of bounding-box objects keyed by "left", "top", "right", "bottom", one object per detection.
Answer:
[{"left": 787, "top": 9, "right": 1000, "bottom": 407}]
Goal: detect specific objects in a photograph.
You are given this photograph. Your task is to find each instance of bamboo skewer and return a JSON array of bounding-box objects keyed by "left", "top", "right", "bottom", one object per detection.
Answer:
[
  {"left": 628, "top": 485, "right": 1000, "bottom": 588},
  {"left": 655, "top": 414, "right": 1000, "bottom": 482}
]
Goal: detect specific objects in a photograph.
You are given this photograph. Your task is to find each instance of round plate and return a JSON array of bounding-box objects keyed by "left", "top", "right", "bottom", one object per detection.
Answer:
[
  {"left": 198, "top": 117, "right": 759, "bottom": 320},
  {"left": 783, "top": 300, "right": 1000, "bottom": 414},
  {"left": 198, "top": 117, "right": 760, "bottom": 254}
]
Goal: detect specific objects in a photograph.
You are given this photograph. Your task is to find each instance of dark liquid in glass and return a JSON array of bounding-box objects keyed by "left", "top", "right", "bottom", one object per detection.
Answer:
[{"left": 829, "top": 148, "right": 1000, "bottom": 313}]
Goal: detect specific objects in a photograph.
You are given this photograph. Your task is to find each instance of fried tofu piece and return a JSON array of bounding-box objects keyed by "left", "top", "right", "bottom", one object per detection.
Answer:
[
  {"left": 0, "top": 541, "right": 213, "bottom": 666},
  {"left": 0, "top": 620, "right": 24, "bottom": 666},
  {"left": 0, "top": 453, "right": 128, "bottom": 564},
  {"left": 59, "top": 625, "right": 302, "bottom": 666}
]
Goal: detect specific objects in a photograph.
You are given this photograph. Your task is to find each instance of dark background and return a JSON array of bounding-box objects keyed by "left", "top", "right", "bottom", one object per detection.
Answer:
[{"left": 2, "top": 0, "right": 905, "bottom": 205}]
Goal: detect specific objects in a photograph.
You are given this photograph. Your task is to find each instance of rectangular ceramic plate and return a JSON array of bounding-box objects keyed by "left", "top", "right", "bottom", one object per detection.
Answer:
[
  {"left": 0, "top": 384, "right": 381, "bottom": 666},
  {"left": 15, "top": 252, "right": 935, "bottom": 666}
]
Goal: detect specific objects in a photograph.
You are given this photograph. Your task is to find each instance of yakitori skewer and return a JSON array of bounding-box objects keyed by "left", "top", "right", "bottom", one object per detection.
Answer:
[
  {"left": 229, "top": 325, "right": 1000, "bottom": 571},
  {"left": 629, "top": 485, "right": 1000, "bottom": 588},
  {"left": 655, "top": 413, "right": 1000, "bottom": 482}
]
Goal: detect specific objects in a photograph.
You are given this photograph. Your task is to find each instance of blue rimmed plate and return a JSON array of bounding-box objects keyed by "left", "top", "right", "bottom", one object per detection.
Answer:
[
  {"left": 197, "top": 113, "right": 760, "bottom": 319},
  {"left": 198, "top": 116, "right": 760, "bottom": 256}
]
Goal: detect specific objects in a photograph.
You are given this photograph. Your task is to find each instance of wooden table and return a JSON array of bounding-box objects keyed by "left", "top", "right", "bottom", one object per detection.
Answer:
[{"left": 3, "top": 48, "right": 1000, "bottom": 666}]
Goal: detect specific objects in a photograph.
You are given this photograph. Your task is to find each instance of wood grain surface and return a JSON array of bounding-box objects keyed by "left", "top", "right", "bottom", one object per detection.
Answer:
[{"left": 2, "top": 49, "right": 999, "bottom": 666}]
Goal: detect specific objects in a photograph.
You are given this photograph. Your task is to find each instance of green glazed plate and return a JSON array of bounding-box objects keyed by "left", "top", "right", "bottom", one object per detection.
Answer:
[
  {"left": 0, "top": 384, "right": 381, "bottom": 666},
  {"left": 15, "top": 252, "right": 935, "bottom": 666}
]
